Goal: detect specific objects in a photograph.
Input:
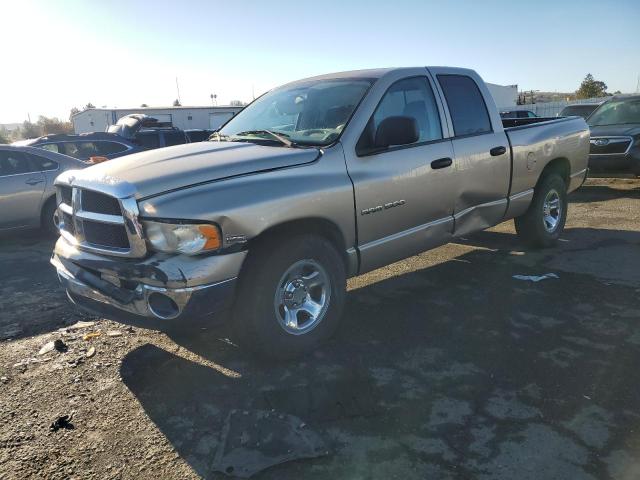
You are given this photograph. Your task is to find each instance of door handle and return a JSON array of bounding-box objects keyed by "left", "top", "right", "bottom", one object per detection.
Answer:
[
  {"left": 25, "top": 178, "right": 44, "bottom": 185},
  {"left": 431, "top": 157, "right": 453, "bottom": 169},
  {"left": 490, "top": 146, "right": 507, "bottom": 156}
]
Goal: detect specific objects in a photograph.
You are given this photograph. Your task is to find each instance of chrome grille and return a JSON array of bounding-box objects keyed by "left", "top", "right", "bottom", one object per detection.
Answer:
[
  {"left": 589, "top": 137, "right": 633, "bottom": 155},
  {"left": 81, "top": 190, "right": 122, "bottom": 215},
  {"left": 56, "top": 186, "right": 147, "bottom": 258},
  {"left": 83, "top": 221, "right": 130, "bottom": 249}
]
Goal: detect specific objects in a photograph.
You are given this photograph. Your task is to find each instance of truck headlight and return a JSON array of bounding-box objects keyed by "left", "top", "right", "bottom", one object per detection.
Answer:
[{"left": 143, "top": 221, "right": 221, "bottom": 255}]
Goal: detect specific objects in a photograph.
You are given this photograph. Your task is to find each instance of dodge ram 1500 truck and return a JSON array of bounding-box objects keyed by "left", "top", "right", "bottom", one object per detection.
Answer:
[{"left": 51, "top": 67, "right": 589, "bottom": 358}]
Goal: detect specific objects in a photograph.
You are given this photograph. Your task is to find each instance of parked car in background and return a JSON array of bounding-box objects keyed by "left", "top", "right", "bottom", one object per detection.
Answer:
[
  {"left": 51, "top": 67, "right": 589, "bottom": 359},
  {"left": 107, "top": 114, "right": 188, "bottom": 149},
  {"left": 587, "top": 95, "right": 640, "bottom": 176},
  {"left": 558, "top": 103, "right": 601, "bottom": 119},
  {"left": 16, "top": 114, "right": 193, "bottom": 162},
  {"left": 500, "top": 110, "right": 537, "bottom": 119},
  {"left": 185, "top": 129, "right": 214, "bottom": 143},
  {"left": 0, "top": 145, "right": 86, "bottom": 235},
  {"left": 14, "top": 132, "right": 143, "bottom": 162}
]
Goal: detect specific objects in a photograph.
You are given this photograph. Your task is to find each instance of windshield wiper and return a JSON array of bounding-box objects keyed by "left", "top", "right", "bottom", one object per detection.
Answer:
[
  {"left": 208, "top": 131, "right": 230, "bottom": 142},
  {"left": 233, "top": 130, "right": 295, "bottom": 147}
]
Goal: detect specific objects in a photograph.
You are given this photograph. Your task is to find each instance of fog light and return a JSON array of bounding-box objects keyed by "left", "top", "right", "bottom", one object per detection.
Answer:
[{"left": 148, "top": 292, "right": 179, "bottom": 319}]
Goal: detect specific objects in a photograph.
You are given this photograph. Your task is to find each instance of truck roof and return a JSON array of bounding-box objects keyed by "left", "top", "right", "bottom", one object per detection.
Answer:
[{"left": 283, "top": 67, "right": 479, "bottom": 88}]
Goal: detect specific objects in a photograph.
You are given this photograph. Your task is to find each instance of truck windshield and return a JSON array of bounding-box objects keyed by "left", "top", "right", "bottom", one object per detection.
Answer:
[
  {"left": 217, "top": 78, "right": 373, "bottom": 147},
  {"left": 588, "top": 98, "right": 640, "bottom": 126}
]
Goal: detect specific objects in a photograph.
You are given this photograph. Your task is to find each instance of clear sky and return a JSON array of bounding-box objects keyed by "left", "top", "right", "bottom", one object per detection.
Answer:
[{"left": 1, "top": 0, "right": 638, "bottom": 123}]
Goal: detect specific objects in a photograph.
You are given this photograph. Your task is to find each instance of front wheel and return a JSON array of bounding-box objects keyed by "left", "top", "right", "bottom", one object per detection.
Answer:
[
  {"left": 41, "top": 198, "right": 59, "bottom": 237},
  {"left": 232, "top": 234, "right": 346, "bottom": 359},
  {"left": 515, "top": 173, "right": 568, "bottom": 248}
]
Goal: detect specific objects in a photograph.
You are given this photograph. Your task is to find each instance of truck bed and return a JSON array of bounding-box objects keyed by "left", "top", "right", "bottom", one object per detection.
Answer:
[
  {"left": 502, "top": 116, "right": 576, "bottom": 129},
  {"left": 503, "top": 115, "right": 590, "bottom": 201}
]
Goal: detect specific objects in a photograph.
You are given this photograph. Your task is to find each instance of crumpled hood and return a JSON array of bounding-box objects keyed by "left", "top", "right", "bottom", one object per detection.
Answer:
[
  {"left": 69, "top": 142, "right": 321, "bottom": 199},
  {"left": 589, "top": 124, "right": 640, "bottom": 138}
]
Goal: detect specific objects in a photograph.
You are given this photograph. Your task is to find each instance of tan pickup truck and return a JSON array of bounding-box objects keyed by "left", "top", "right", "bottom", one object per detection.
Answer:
[{"left": 51, "top": 67, "right": 589, "bottom": 358}]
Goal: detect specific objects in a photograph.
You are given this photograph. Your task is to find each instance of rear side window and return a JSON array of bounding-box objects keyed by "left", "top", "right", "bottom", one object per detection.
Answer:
[
  {"left": 136, "top": 133, "right": 160, "bottom": 149},
  {"left": 95, "top": 141, "right": 129, "bottom": 155},
  {"left": 0, "top": 150, "right": 34, "bottom": 176},
  {"left": 437, "top": 75, "right": 492, "bottom": 136},
  {"left": 163, "top": 131, "right": 187, "bottom": 146},
  {"left": 40, "top": 143, "right": 60, "bottom": 153},
  {"left": 29, "top": 154, "right": 58, "bottom": 171}
]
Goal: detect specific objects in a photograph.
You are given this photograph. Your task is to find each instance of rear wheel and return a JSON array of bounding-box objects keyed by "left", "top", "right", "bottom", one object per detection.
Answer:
[
  {"left": 41, "top": 198, "right": 59, "bottom": 237},
  {"left": 515, "top": 173, "right": 567, "bottom": 248},
  {"left": 232, "top": 234, "right": 346, "bottom": 359}
]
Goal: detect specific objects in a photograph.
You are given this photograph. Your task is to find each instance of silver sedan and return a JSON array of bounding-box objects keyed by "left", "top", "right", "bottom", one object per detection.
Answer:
[{"left": 0, "top": 145, "right": 86, "bottom": 235}]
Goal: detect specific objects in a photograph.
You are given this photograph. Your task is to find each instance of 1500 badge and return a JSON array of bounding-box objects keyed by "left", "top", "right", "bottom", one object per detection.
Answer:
[{"left": 361, "top": 199, "right": 406, "bottom": 215}]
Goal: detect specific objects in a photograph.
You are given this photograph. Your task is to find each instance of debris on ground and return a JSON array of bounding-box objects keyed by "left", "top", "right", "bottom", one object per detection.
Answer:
[
  {"left": 83, "top": 331, "right": 101, "bottom": 341},
  {"left": 212, "top": 409, "right": 327, "bottom": 478},
  {"left": 106, "top": 330, "right": 123, "bottom": 337},
  {"left": 71, "top": 320, "right": 96, "bottom": 329},
  {"left": 53, "top": 339, "right": 68, "bottom": 353},
  {"left": 512, "top": 273, "right": 559, "bottom": 282},
  {"left": 50, "top": 412, "right": 75, "bottom": 432},
  {"left": 86, "top": 346, "right": 96, "bottom": 358},
  {"left": 38, "top": 341, "right": 56, "bottom": 356}
]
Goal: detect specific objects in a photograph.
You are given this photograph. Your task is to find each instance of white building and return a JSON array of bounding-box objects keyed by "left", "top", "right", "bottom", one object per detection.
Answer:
[
  {"left": 72, "top": 84, "right": 519, "bottom": 134},
  {"left": 72, "top": 106, "right": 244, "bottom": 134},
  {"left": 486, "top": 83, "right": 519, "bottom": 110}
]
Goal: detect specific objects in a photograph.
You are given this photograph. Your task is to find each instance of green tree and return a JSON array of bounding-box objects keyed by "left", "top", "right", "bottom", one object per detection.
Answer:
[
  {"left": 140, "top": 103, "right": 148, "bottom": 107},
  {"left": 37, "top": 116, "right": 74, "bottom": 135},
  {"left": 173, "top": 99, "right": 181, "bottom": 106},
  {"left": 20, "top": 120, "right": 41, "bottom": 139},
  {"left": 576, "top": 74, "right": 608, "bottom": 99},
  {"left": 0, "top": 127, "right": 10, "bottom": 144},
  {"left": 69, "top": 107, "right": 80, "bottom": 121},
  {"left": 84, "top": 102, "right": 95, "bottom": 110}
]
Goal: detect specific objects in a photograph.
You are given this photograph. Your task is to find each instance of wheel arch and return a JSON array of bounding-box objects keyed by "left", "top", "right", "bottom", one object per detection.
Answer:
[
  {"left": 538, "top": 157, "right": 570, "bottom": 189},
  {"left": 247, "top": 217, "right": 352, "bottom": 272}
]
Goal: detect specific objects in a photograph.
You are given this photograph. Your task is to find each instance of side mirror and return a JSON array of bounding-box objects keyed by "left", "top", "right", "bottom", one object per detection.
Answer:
[{"left": 374, "top": 116, "right": 419, "bottom": 148}]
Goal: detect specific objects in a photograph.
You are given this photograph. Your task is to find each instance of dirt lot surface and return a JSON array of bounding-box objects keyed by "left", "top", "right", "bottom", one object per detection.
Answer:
[{"left": 1, "top": 178, "right": 639, "bottom": 480}]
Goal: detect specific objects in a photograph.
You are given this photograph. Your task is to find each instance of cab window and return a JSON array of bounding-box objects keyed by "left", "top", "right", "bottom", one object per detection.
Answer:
[
  {"left": 437, "top": 74, "right": 492, "bottom": 136},
  {"left": 357, "top": 77, "right": 442, "bottom": 155}
]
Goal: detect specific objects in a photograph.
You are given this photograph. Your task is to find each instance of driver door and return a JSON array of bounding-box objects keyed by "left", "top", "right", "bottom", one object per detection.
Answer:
[{"left": 343, "top": 76, "right": 458, "bottom": 273}]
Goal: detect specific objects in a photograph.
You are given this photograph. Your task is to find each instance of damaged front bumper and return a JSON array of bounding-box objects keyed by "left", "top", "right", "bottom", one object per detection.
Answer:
[{"left": 51, "top": 237, "right": 247, "bottom": 328}]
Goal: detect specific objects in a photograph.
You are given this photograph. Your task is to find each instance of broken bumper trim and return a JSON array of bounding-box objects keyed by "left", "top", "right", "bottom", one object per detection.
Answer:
[{"left": 51, "top": 255, "right": 236, "bottom": 326}]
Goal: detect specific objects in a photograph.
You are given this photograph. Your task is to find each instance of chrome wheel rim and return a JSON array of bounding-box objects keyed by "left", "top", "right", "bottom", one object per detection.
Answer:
[
  {"left": 274, "top": 259, "right": 331, "bottom": 335},
  {"left": 543, "top": 189, "right": 561, "bottom": 233},
  {"left": 52, "top": 209, "right": 60, "bottom": 231}
]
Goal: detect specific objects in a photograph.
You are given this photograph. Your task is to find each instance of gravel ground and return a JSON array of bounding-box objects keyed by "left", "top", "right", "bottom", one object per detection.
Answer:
[{"left": 0, "top": 178, "right": 639, "bottom": 479}]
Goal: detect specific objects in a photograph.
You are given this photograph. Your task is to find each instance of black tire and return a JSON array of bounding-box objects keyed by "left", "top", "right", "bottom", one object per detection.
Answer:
[
  {"left": 232, "top": 234, "right": 346, "bottom": 360},
  {"left": 41, "top": 197, "right": 59, "bottom": 237},
  {"left": 515, "top": 173, "right": 568, "bottom": 248}
]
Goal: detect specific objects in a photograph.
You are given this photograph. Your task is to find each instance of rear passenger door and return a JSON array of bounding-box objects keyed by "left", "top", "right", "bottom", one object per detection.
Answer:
[
  {"left": 0, "top": 149, "right": 46, "bottom": 228},
  {"left": 433, "top": 71, "right": 511, "bottom": 237},
  {"left": 344, "top": 75, "right": 457, "bottom": 272}
]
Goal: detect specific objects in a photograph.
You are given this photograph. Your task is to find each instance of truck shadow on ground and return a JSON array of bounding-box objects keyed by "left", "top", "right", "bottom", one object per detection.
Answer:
[{"left": 121, "top": 232, "right": 640, "bottom": 479}]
